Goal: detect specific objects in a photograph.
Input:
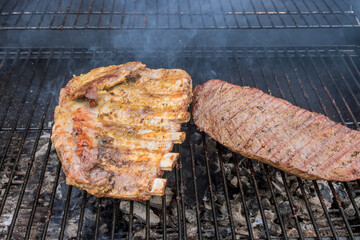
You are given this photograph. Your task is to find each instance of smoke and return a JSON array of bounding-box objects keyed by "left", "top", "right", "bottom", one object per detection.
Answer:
[
  {"left": 0, "top": 0, "right": 359, "bottom": 85},
  {"left": 1, "top": 0, "right": 359, "bottom": 49}
]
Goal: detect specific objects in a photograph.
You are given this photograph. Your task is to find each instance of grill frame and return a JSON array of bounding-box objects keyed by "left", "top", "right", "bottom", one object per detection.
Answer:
[
  {"left": 0, "top": 0, "right": 359, "bottom": 30},
  {"left": 0, "top": 46, "right": 359, "bottom": 239}
]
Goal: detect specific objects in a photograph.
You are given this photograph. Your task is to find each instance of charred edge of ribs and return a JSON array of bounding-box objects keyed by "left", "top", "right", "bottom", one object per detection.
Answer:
[{"left": 65, "top": 62, "right": 146, "bottom": 106}]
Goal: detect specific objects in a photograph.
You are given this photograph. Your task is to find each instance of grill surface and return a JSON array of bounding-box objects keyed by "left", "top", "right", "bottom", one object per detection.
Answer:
[
  {"left": 0, "top": 0, "right": 359, "bottom": 29},
  {"left": 0, "top": 46, "right": 360, "bottom": 239}
]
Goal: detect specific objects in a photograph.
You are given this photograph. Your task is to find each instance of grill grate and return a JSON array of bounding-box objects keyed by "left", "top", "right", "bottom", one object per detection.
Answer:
[
  {"left": 0, "top": 0, "right": 359, "bottom": 29},
  {"left": 0, "top": 47, "right": 359, "bottom": 239}
]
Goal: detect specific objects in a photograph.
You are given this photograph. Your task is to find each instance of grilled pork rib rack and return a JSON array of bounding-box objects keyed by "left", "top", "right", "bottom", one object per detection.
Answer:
[
  {"left": 51, "top": 62, "right": 192, "bottom": 200},
  {"left": 193, "top": 79, "right": 360, "bottom": 182}
]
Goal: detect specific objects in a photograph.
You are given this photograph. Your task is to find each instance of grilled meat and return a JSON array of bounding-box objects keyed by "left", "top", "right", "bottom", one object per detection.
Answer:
[
  {"left": 192, "top": 79, "right": 360, "bottom": 181},
  {"left": 52, "top": 62, "right": 192, "bottom": 200}
]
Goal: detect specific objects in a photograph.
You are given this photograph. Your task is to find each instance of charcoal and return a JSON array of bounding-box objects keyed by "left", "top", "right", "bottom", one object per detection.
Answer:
[
  {"left": 55, "top": 181, "right": 68, "bottom": 200},
  {"left": 186, "top": 224, "right": 198, "bottom": 238},
  {"left": 287, "top": 228, "right": 299, "bottom": 238},
  {"left": 119, "top": 202, "right": 160, "bottom": 226},
  {"left": 261, "top": 198, "right": 271, "bottom": 209},
  {"left": 251, "top": 211, "right": 263, "bottom": 228},
  {"left": 231, "top": 200, "right": 246, "bottom": 226},
  {"left": 185, "top": 207, "right": 197, "bottom": 223},
  {"left": 65, "top": 218, "right": 78, "bottom": 239},
  {"left": 202, "top": 210, "right": 213, "bottom": 222},
  {"left": 278, "top": 201, "right": 291, "bottom": 217},
  {"left": 332, "top": 182, "right": 351, "bottom": 206},
  {"left": 230, "top": 176, "right": 238, "bottom": 188},
  {"left": 264, "top": 209, "right": 276, "bottom": 222},
  {"left": 99, "top": 223, "right": 108, "bottom": 234},
  {"left": 133, "top": 229, "right": 160, "bottom": 240},
  {"left": 344, "top": 196, "right": 360, "bottom": 217},
  {"left": 316, "top": 181, "right": 333, "bottom": 204},
  {"left": 149, "top": 187, "right": 173, "bottom": 209}
]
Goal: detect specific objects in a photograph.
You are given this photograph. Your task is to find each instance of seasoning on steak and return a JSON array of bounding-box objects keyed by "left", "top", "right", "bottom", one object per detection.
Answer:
[
  {"left": 192, "top": 79, "right": 360, "bottom": 181},
  {"left": 51, "top": 62, "right": 192, "bottom": 200}
]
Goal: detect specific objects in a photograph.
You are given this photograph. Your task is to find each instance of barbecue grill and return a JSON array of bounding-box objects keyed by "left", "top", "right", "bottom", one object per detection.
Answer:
[{"left": 0, "top": 1, "right": 360, "bottom": 240}]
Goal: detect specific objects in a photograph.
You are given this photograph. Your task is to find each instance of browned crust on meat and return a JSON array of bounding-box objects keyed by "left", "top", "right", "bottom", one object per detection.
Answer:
[
  {"left": 52, "top": 63, "right": 192, "bottom": 200},
  {"left": 65, "top": 62, "right": 146, "bottom": 104},
  {"left": 192, "top": 79, "right": 360, "bottom": 182}
]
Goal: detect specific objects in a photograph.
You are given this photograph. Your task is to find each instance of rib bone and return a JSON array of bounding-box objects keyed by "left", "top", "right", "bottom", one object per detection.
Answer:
[
  {"left": 150, "top": 178, "right": 167, "bottom": 196},
  {"left": 160, "top": 153, "right": 178, "bottom": 171}
]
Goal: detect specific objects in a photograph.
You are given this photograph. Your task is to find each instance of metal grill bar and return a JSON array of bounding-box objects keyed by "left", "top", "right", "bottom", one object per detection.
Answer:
[
  {"left": 305, "top": 50, "right": 347, "bottom": 124},
  {"left": 37, "top": 1, "right": 50, "bottom": 28},
  {"left": 319, "top": 50, "right": 360, "bottom": 130},
  {"left": 260, "top": 51, "right": 323, "bottom": 238},
  {"left": 111, "top": 199, "right": 119, "bottom": 239},
  {"left": 3, "top": 10, "right": 359, "bottom": 15},
  {"left": 76, "top": 191, "right": 87, "bottom": 239},
  {"left": 6, "top": 50, "right": 63, "bottom": 239},
  {"left": 162, "top": 196, "right": 166, "bottom": 240},
  {"left": 248, "top": 160, "right": 272, "bottom": 238},
  {"left": 284, "top": 47, "right": 358, "bottom": 238},
  {"left": 217, "top": 146, "right": 236, "bottom": 239},
  {"left": 313, "top": 181, "right": 339, "bottom": 237},
  {"left": 262, "top": 165, "right": 289, "bottom": 239},
  {"left": 302, "top": 51, "right": 359, "bottom": 237},
  {"left": 128, "top": 200, "right": 134, "bottom": 239},
  {"left": 336, "top": 50, "right": 360, "bottom": 105},
  {"left": 328, "top": 182, "right": 355, "bottom": 238},
  {"left": 0, "top": 49, "right": 20, "bottom": 124},
  {"left": 174, "top": 148, "right": 183, "bottom": 240},
  {"left": 0, "top": 48, "right": 8, "bottom": 71},
  {"left": 343, "top": 183, "right": 360, "bottom": 221},
  {"left": 202, "top": 134, "right": 220, "bottom": 239},
  {"left": 188, "top": 129, "right": 203, "bottom": 239},
  {"left": 25, "top": 138, "right": 53, "bottom": 239},
  {"left": 49, "top": 0, "right": 62, "bottom": 28},
  {"left": 59, "top": 186, "right": 72, "bottom": 239},
  {"left": 297, "top": 178, "right": 322, "bottom": 238},
  {"left": 75, "top": 52, "right": 91, "bottom": 240},
  {"left": 0, "top": 0, "right": 359, "bottom": 29},
  {"left": 290, "top": 51, "right": 346, "bottom": 238},
  {"left": 146, "top": 201, "right": 150, "bottom": 240},
  {"left": 73, "top": 0, "right": 84, "bottom": 27},
  {"left": 0, "top": 49, "right": 44, "bottom": 217},
  {"left": 0, "top": 49, "right": 29, "bottom": 128},
  {"left": 13, "top": 0, "right": 30, "bottom": 27},
  {"left": 41, "top": 161, "right": 62, "bottom": 239},
  {"left": 233, "top": 157, "right": 254, "bottom": 238},
  {"left": 307, "top": 0, "right": 324, "bottom": 27},
  {"left": 94, "top": 198, "right": 102, "bottom": 239},
  {"left": 0, "top": 47, "right": 359, "bottom": 239},
  {"left": 85, "top": 0, "right": 95, "bottom": 28},
  {"left": 178, "top": 147, "right": 188, "bottom": 239},
  {"left": 247, "top": 54, "right": 309, "bottom": 239},
  {"left": 108, "top": 0, "right": 115, "bottom": 28},
  {"left": 344, "top": 52, "right": 360, "bottom": 80},
  {"left": 272, "top": 49, "right": 339, "bottom": 238},
  {"left": 281, "top": 172, "right": 305, "bottom": 239},
  {"left": 0, "top": 71, "right": 32, "bottom": 131}
]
